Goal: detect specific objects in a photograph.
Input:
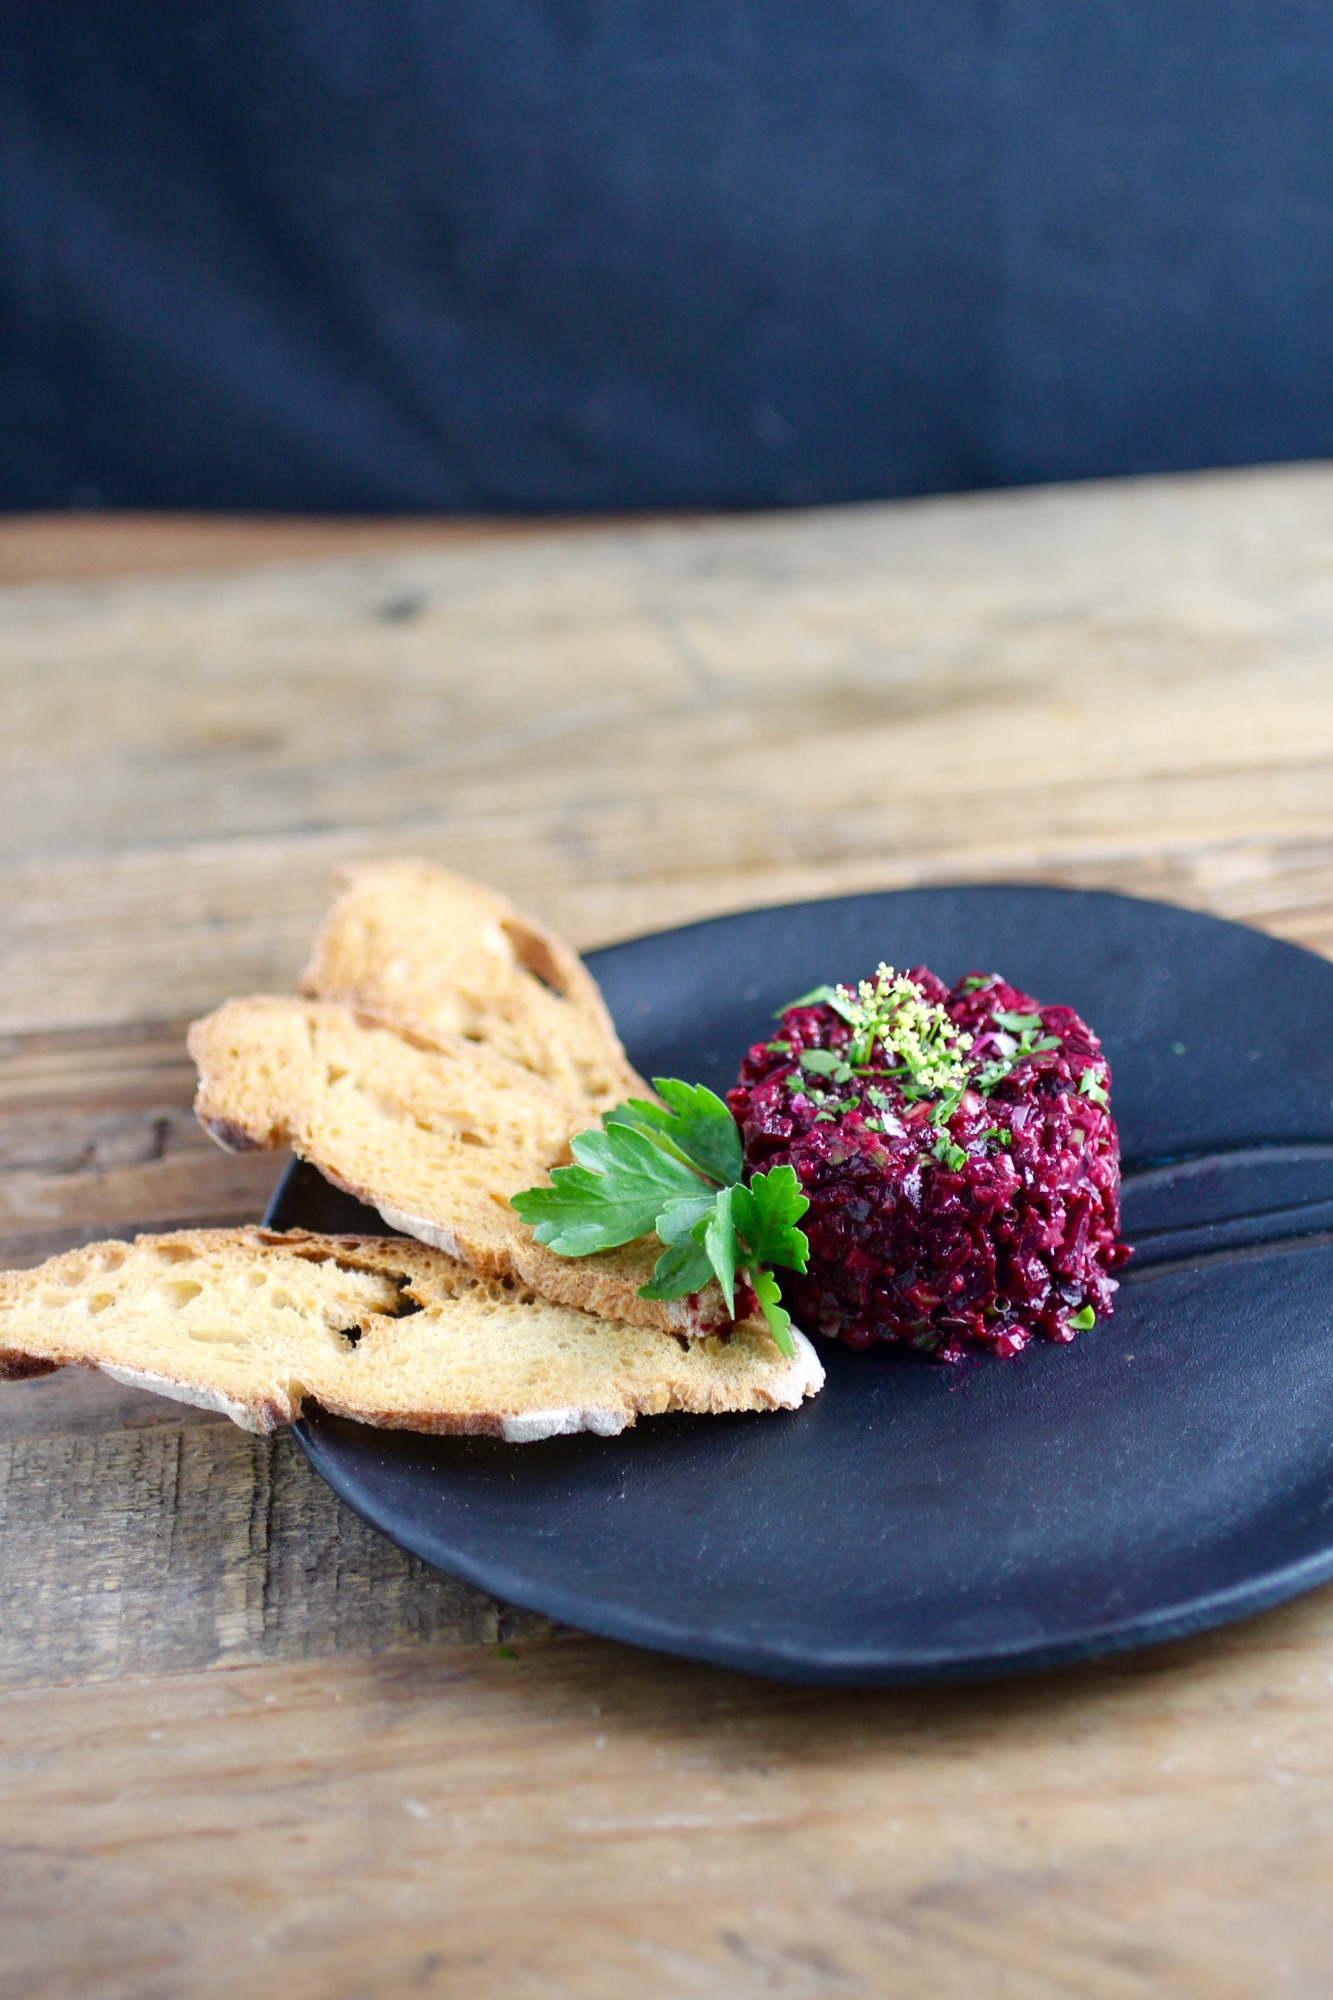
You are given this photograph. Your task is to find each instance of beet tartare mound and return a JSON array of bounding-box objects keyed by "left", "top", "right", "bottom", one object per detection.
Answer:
[{"left": 728, "top": 966, "right": 1130, "bottom": 1360}]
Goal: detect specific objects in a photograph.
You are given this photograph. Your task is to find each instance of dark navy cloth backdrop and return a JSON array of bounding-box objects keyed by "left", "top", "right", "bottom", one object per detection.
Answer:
[{"left": 4, "top": 3, "right": 1333, "bottom": 513}]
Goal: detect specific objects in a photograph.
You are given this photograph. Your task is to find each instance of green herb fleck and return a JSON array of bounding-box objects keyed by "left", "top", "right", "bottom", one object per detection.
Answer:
[
  {"left": 992, "top": 1009, "right": 1042, "bottom": 1033},
  {"left": 960, "top": 974, "right": 997, "bottom": 992},
  {"left": 1078, "top": 1070, "right": 1109, "bottom": 1107},
  {"left": 1070, "top": 1304, "right": 1096, "bottom": 1330},
  {"left": 930, "top": 1082, "right": 967, "bottom": 1131},
  {"left": 799, "top": 1048, "right": 843, "bottom": 1077},
  {"left": 777, "top": 983, "right": 858, "bottom": 1024}
]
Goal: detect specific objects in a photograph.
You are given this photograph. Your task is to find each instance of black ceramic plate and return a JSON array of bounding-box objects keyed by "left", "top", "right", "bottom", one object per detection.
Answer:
[{"left": 273, "top": 886, "right": 1333, "bottom": 1685}]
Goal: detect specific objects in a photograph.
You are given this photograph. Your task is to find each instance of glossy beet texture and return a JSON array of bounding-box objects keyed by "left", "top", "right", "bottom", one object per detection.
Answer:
[{"left": 728, "top": 969, "right": 1130, "bottom": 1360}]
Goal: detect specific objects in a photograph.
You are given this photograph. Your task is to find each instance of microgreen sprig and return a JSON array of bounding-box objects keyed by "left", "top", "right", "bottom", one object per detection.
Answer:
[{"left": 781, "top": 965, "right": 974, "bottom": 1099}]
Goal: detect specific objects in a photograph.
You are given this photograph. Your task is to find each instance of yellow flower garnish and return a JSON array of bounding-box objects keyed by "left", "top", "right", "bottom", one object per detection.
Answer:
[{"left": 833, "top": 964, "right": 973, "bottom": 1095}]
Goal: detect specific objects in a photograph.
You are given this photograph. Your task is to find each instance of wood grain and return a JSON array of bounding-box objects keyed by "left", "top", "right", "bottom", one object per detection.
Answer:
[
  {"left": 2, "top": 466, "right": 1333, "bottom": 1037},
  {"left": 0, "top": 1425, "right": 551, "bottom": 1691},
  {"left": 0, "top": 510, "right": 577, "bottom": 584},
  {"left": 0, "top": 1018, "right": 285, "bottom": 1268},
  {"left": 4, "top": 1606, "right": 1333, "bottom": 2000},
  {"left": 3, "top": 476, "right": 1333, "bottom": 1997}
]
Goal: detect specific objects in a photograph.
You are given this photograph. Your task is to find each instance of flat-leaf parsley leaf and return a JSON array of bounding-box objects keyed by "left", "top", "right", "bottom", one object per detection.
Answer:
[
  {"left": 510, "top": 1078, "right": 810, "bottom": 1358},
  {"left": 511, "top": 1123, "right": 704, "bottom": 1255},
  {"left": 604, "top": 1077, "right": 743, "bottom": 1187},
  {"left": 732, "top": 1166, "right": 810, "bottom": 1274}
]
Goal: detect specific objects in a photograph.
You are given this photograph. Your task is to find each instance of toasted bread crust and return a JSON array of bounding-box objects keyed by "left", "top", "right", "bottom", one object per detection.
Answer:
[
  {"left": 189, "top": 995, "right": 733, "bottom": 1336},
  {"left": 0, "top": 1351, "right": 60, "bottom": 1382},
  {"left": 300, "top": 858, "right": 647, "bottom": 1114},
  {"left": 0, "top": 1228, "right": 823, "bottom": 1439}
]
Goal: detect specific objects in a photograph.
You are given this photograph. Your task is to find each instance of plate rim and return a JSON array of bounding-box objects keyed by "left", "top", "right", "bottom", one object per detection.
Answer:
[
  {"left": 292, "top": 1404, "right": 1333, "bottom": 1687},
  {"left": 570, "top": 877, "right": 1333, "bottom": 1017}
]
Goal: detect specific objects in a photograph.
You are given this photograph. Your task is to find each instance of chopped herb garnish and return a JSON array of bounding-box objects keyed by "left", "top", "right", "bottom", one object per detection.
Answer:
[
  {"left": 930, "top": 1082, "right": 967, "bottom": 1131},
  {"left": 799, "top": 1048, "right": 842, "bottom": 1077},
  {"left": 765, "top": 1039, "right": 791, "bottom": 1055},
  {"left": 1078, "top": 1070, "right": 1109, "bottom": 1107},
  {"left": 778, "top": 983, "right": 858, "bottom": 1024},
  {"left": 972, "top": 1017, "right": 1065, "bottom": 1094},
  {"left": 1012, "top": 1032, "right": 1056, "bottom": 1064},
  {"left": 1070, "top": 1304, "right": 1096, "bottom": 1330},
  {"left": 960, "top": 974, "right": 997, "bottom": 992},
  {"left": 780, "top": 982, "right": 836, "bottom": 1011}
]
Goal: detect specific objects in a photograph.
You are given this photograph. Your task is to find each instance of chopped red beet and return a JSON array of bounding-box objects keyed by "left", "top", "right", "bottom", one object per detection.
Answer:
[{"left": 727, "top": 968, "right": 1130, "bottom": 1361}]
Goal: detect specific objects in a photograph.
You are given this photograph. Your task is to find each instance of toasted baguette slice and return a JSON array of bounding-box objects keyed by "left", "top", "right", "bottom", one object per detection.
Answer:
[
  {"left": 188, "top": 996, "right": 734, "bottom": 1337},
  {"left": 0, "top": 1229, "right": 823, "bottom": 1440},
  {"left": 300, "top": 858, "right": 647, "bottom": 1115}
]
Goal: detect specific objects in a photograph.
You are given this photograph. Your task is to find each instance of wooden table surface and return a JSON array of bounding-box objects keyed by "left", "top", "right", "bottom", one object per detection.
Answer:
[{"left": 3, "top": 467, "right": 1333, "bottom": 1999}]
